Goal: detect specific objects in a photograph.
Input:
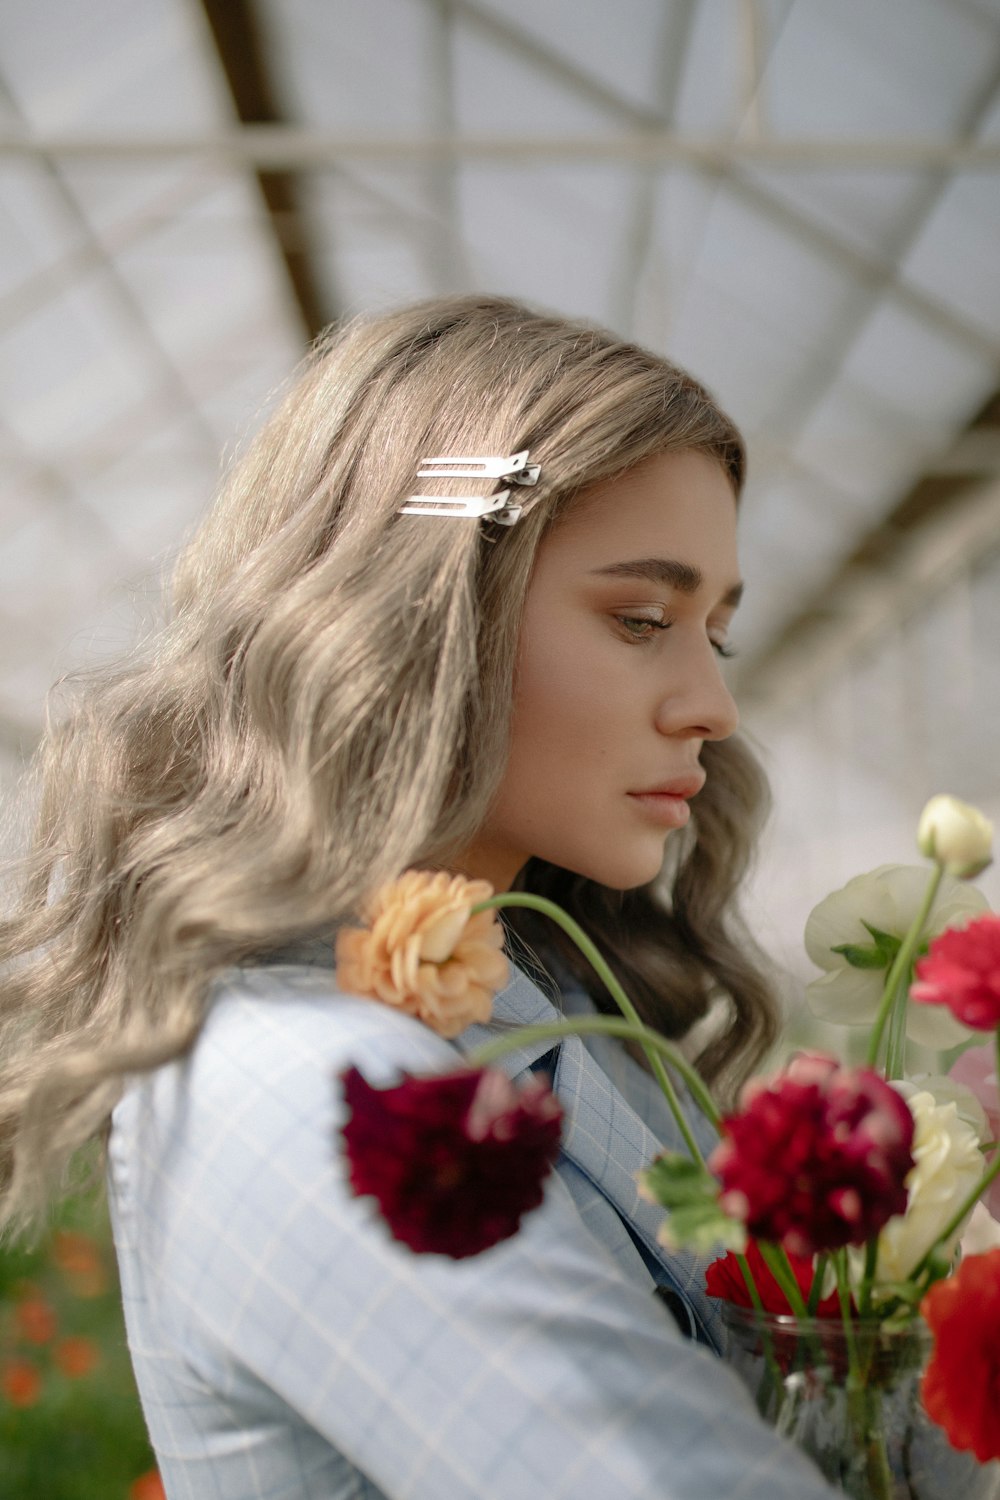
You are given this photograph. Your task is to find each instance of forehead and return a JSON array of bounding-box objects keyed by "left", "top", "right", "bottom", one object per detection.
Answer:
[{"left": 536, "top": 449, "right": 740, "bottom": 579}]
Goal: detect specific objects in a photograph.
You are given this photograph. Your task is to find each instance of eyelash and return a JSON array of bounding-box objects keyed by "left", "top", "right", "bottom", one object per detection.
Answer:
[{"left": 615, "top": 615, "right": 738, "bottom": 659}]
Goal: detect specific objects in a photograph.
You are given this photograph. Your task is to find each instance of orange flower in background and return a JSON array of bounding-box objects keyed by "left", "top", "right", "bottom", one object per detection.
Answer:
[
  {"left": 1, "top": 1357, "right": 42, "bottom": 1408},
  {"left": 336, "top": 871, "right": 509, "bottom": 1038},
  {"left": 128, "top": 1471, "right": 167, "bottom": 1500},
  {"left": 14, "top": 1293, "right": 57, "bottom": 1345},
  {"left": 52, "top": 1228, "right": 107, "bottom": 1297},
  {"left": 921, "top": 1248, "right": 1000, "bottom": 1462},
  {"left": 54, "top": 1335, "right": 100, "bottom": 1379}
]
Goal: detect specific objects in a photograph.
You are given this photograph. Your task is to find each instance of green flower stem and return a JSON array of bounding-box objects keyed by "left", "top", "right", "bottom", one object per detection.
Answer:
[
  {"left": 834, "top": 1249, "right": 895, "bottom": 1500},
  {"left": 834, "top": 1249, "right": 861, "bottom": 1378},
  {"left": 883, "top": 967, "right": 912, "bottom": 1084},
  {"left": 474, "top": 892, "right": 721, "bottom": 1164},
  {"left": 865, "top": 864, "right": 944, "bottom": 1076},
  {"left": 469, "top": 1013, "right": 715, "bottom": 1165},
  {"left": 806, "top": 1252, "right": 830, "bottom": 1316},
  {"left": 734, "top": 1254, "right": 791, "bottom": 1404},
  {"left": 858, "top": 1235, "right": 879, "bottom": 1321},
  {"left": 736, "top": 1252, "right": 767, "bottom": 1316},
  {"left": 758, "top": 1241, "right": 810, "bottom": 1321}
]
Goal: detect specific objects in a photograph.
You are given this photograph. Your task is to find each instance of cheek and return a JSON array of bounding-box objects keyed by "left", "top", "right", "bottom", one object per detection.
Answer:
[{"left": 510, "top": 632, "right": 605, "bottom": 762}]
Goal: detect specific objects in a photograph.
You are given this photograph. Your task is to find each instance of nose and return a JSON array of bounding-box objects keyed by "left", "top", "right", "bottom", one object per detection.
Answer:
[{"left": 653, "top": 638, "right": 740, "bottom": 742}]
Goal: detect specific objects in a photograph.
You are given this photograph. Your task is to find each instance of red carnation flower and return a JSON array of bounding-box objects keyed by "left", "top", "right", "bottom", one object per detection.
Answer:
[
  {"left": 705, "top": 1238, "right": 842, "bottom": 1317},
  {"left": 340, "top": 1065, "right": 563, "bottom": 1258},
  {"left": 708, "top": 1052, "right": 915, "bottom": 1258},
  {"left": 911, "top": 914, "right": 1000, "bottom": 1032},
  {"left": 922, "top": 1248, "right": 1000, "bottom": 1462}
]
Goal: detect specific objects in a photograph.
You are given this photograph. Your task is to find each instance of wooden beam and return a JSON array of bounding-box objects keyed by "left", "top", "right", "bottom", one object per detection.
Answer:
[{"left": 199, "top": 0, "right": 335, "bottom": 342}]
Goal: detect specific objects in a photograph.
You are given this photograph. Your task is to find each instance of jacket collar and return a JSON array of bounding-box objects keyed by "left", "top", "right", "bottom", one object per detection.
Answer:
[{"left": 457, "top": 967, "right": 725, "bottom": 1351}]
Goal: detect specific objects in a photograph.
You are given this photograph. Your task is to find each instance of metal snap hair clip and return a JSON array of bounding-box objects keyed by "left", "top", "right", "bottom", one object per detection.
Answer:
[
  {"left": 399, "top": 450, "right": 541, "bottom": 526},
  {"left": 413, "top": 451, "right": 540, "bottom": 485}
]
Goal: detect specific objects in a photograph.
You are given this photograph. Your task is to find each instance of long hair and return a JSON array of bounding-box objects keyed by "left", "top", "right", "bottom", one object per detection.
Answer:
[{"left": 0, "top": 293, "right": 775, "bottom": 1239}]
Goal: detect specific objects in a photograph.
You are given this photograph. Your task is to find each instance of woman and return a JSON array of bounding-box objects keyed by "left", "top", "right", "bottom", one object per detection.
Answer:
[{"left": 0, "top": 296, "right": 837, "bottom": 1497}]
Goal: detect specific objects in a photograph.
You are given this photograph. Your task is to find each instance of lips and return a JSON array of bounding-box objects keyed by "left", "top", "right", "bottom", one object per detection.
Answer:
[
  {"left": 628, "top": 774, "right": 706, "bottom": 800},
  {"left": 626, "top": 775, "right": 705, "bottom": 831}
]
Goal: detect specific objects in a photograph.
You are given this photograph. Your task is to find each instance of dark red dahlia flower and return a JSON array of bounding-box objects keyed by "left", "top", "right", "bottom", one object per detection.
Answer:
[
  {"left": 705, "top": 1238, "right": 842, "bottom": 1317},
  {"left": 912, "top": 913, "right": 1000, "bottom": 1032},
  {"left": 922, "top": 1248, "right": 1000, "bottom": 1462},
  {"left": 708, "top": 1052, "right": 915, "bottom": 1258},
  {"left": 340, "top": 1065, "right": 563, "bottom": 1258}
]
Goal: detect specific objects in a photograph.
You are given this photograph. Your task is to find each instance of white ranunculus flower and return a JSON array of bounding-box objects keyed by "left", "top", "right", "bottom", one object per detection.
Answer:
[
  {"left": 960, "top": 1201, "right": 1000, "bottom": 1257},
  {"left": 917, "top": 794, "right": 993, "bottom": 879},
  {"left": 804, "top": 863, "right": 990, "bottom": 1049},
  {"left": 866, "top": 1083, "right": 984, "bottom": 1290},
  {"left": 908, "top": 1072, "right": 989, "bottom": 1143}
]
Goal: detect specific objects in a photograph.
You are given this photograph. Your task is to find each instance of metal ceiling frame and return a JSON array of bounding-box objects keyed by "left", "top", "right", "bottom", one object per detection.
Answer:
[
  {"left": 3, "top": 125, "right": 999, "bottom": 170},
  {"left": 199, "top": 0, "right": 337, "bottom": 340}
]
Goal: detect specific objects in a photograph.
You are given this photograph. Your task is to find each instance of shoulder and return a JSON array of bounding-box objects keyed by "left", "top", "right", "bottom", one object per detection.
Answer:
[
  {"left": 199, "top": 961, "right": 460, "bottom": 1092},
  {"left": 110, "top": 963, "right": 460, "bottom": 1216}
]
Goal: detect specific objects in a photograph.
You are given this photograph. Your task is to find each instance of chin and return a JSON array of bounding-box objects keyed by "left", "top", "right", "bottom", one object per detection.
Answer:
[{"left": 560, "top": 842, "right": 667, "bottom": 892}]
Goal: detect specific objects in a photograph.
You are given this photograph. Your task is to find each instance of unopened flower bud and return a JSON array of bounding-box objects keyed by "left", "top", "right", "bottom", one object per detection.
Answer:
[{"left": 917, "top": 795, "right": 993, "bottom": 879}]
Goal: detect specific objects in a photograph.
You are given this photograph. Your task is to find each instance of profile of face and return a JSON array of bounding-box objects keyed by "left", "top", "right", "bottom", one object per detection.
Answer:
[{"left": 461, "top": 448, "right": 743, "bottom": 892}]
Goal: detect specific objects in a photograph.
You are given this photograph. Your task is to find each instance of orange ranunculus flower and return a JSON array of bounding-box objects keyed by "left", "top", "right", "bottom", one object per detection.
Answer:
[
  {"left": 52, "top": 1228, "right": 107, "bottom": 1296},
  {"left": 54, "top": 1335, "right": 100, "bottom": 1379},
  {"left": 921, "top": 1248, "right": 1000, "bottom": 1462},
  {"left": 1, "top": 1357, "right": 42, "bottom": 1408},
  {"left": 14, "top": 1294, "right": 57, "bottom": 1345},
  {"left": 335, "top": 871, "right": 508, "bottom": 1038},
  {"left": 129, "top": 1471, "right": 167, "bottom": 1500}
]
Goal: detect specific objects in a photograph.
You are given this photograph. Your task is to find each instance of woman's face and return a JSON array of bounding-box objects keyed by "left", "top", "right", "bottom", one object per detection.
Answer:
[{"left": 460, "top": 448, "right": 743, "bottom": 892}]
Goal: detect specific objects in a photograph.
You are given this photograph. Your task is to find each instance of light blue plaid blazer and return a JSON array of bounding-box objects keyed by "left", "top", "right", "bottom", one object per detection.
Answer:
[{"left": 108, "top": 957, "right": 839, "bottom": 1499}]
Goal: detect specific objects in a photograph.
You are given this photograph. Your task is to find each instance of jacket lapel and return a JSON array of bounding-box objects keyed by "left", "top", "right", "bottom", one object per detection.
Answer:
[{"left": 458, "top": 968, "right": 725, "bottom": 1352}]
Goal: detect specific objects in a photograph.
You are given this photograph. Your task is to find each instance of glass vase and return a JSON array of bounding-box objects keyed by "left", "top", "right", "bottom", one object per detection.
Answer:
[{"left": 721, "top": 1305, "right": 1000, "bottom": 1500}]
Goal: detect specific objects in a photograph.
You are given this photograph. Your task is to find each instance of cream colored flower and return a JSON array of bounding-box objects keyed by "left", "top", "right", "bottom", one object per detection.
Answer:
[
  {"left": 804, "top": 864, "right": 989, "bottom": 1049},
  {"left": 960, "top": 1202, "right": 1000, "bottom": 1257},
  {"left": 917, "top": 794, "right": 993, "bottom": 879},
  {"left": 865, "top": 1083, "right": 984, "bottom": 1291},
  {"left": 335, "top": 870, "right": 509, "bottom": 1038},
  {"left": 908, "top": 1071, "right": 989, "bottom": 1143}
]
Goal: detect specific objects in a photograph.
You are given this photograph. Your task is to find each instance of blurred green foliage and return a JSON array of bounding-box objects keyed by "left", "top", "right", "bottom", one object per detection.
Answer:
[{"left": 0, "top": 1190, "right": 160, "bottom": 1500}]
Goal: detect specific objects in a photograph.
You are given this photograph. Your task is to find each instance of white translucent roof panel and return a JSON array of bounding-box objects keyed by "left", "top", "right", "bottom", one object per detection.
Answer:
[
  {"left": 0, "top": 0, "right": 229, "bottom": 133},
  {"left": 259, "top": 0, "right": 445, "bottom": 133},
  {"left": 461, "top": 0, "right": 693, "bottom": 120},
  {"left": 842, "top": 301, "right": 998, "bottom": 435},
  {"left": 902, "top": 167, "right": 1000, "bottom": 345},
  {"left": 767, "top": 0, "right": 999, "bottom": 135}
]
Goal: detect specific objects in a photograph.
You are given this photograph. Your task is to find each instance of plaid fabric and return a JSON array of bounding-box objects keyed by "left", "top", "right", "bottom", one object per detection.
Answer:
[{"left": 108, "top": 960, "right": 839, "bottom": 1499}]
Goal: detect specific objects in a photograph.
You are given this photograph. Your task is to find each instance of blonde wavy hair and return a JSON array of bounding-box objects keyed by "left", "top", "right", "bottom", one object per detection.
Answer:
[{"left": 0, "top": 293, "right": 776, "bottom": 1239}]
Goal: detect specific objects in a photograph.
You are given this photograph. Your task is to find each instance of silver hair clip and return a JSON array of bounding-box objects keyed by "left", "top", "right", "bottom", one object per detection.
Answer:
[{"left": 400, "top": 450, "right": 541, "bottom": 527}]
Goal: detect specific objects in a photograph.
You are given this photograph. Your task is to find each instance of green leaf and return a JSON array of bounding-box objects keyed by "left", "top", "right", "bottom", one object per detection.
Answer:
[
  {"left": 831, "top": 923, "right": 902, "bottom": 970},
  {"left": 638, "top": 1153, "right": 746, "bottom": 1254},
  {"left": 860, "top": 922, "right": 902, "bottom": 963},
  {"left": 830, "top": 942, "right": 890, "bottom": 970}
]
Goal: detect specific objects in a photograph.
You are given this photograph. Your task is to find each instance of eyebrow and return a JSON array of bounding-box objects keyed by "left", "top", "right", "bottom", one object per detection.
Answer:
[{"left": 589, "top": 557, "right": 744, "bottom": 608}]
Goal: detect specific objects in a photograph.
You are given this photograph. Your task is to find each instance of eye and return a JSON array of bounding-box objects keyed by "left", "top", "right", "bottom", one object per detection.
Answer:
[{"left": 615, "top": 613, "right": 670, "bottom": 642}]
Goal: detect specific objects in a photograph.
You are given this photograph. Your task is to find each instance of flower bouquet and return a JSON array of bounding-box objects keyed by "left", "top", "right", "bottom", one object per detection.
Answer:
[{"left": 334, "top": 798, "right": 1000, "bottom": 1499}]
